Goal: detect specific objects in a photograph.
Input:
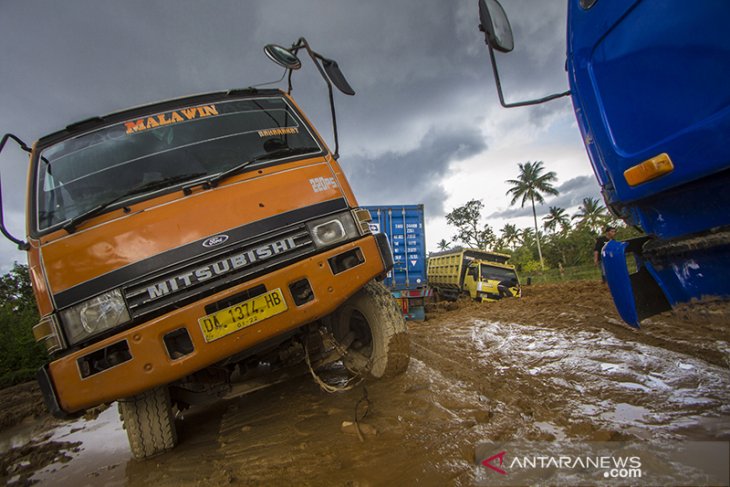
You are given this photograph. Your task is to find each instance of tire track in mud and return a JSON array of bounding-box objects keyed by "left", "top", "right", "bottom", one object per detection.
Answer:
[
  {"left": 408, "top": 321, "right": 577, "bottom": 443},
  {"left": 208, "top": 374, "right": 445, "bottom": 485},
  {"left": 167, "top": 305, "right": 730, "bottom": 486},
  {"left": 3, "top": 282, "right": 728, "bottom": 485},
  {"left": 411, "top": 313, "right": 730, "bottom": 444}
]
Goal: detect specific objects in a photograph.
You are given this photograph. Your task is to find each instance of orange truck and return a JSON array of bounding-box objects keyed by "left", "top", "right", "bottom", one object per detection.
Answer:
[{"left": 0, "top": 39, "right": 408, "bottom": 458}]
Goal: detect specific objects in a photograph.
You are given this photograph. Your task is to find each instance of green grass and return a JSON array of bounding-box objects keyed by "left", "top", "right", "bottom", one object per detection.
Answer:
[{"left": 522, "top": 258, "right": 637, "bottom": 285}]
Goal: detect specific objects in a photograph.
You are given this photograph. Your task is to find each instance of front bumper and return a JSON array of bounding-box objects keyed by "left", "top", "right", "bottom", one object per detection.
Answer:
[{"left": 42, "top": 234, "right": 391, "bottom": 415}]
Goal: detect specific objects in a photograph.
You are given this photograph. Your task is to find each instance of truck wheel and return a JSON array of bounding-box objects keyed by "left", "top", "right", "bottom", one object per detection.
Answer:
[
  {"left": 118, "top": 386, "right": 177, "bottom": 459},
  {"left": 332, "top": 281, "right": 410, "bottom": 379}
]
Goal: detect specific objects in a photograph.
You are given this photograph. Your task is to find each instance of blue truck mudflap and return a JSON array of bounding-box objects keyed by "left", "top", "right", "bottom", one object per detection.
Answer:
[
  {"left": 603, "top": 238, "right": 669, "bottom": 328},
  {"left": 364, "top": 204, "right": 428, "bottom": 320},
  {"left": 603, "top": 231, "right": 730, "bottom": 327}
]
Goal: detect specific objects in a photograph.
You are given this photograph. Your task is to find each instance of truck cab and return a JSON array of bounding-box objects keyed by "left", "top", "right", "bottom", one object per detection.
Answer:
[
  {"left": 1, "top": 41, "right": 410, "bottom": 459},
  {"left": 464, "top": 260, "right": 521, "bottom": 302}
]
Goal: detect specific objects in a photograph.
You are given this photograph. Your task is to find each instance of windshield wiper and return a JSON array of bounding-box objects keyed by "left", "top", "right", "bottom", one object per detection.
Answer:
[
  {"left": 62, "top": 172, "right": 205, "bottom": 233},
  {"left": 208, "top": 147, "right": 320, "bottom": 187}
]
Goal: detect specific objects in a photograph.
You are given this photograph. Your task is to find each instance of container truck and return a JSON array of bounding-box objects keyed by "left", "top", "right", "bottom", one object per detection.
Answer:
[
  {"left": 477, "top": 0, "right": 730, "bottom": 327},
  {"left": 0, "top": 38, "right": 409, "bottom": 459},
  {"left": 364, "top": 204, "right": 429, "bottom": 320},
  {"left": 427, "top": 248, "right": 520, "bottom": 302}
]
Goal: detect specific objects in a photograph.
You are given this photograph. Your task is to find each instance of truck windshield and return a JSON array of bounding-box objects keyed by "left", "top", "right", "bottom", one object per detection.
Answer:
[
  {"left": 34, "top": 97, "right": 322, "bottom": 232},
  {"left": 480, "top": 265, "right": 517, "bottom": 284}
]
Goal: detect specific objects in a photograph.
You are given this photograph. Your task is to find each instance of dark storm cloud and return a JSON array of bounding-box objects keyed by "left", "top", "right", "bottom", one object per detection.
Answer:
[
  {"left": 487, "top": 175, "right": 602, "bottom": 219},
  {"left": 0, "top": 0, "right": 569, "bottom": 268},
  {"left": 342, "top": 126, "right": 487, "bottom": 218}
]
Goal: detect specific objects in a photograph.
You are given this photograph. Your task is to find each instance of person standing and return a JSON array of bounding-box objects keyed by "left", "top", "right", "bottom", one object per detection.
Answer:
[{"left": 594, "top": 225, "right": 617, "bottom": 283}]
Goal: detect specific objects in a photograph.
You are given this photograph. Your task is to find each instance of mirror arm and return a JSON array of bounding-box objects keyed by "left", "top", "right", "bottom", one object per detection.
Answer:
[
  {"left": 286, "top": 67, "right": 294, "bottom": 94},
  {"left": 291, "top": 37, "right": 344, "bottom": 159},
  {"left": 0, "top": 134, "right": 30, "bottom": 251},
  {"left": 326, "top": 82, "right": 341, "bottom": 160},
  {"left": 0, "top": 133, "right": 31, "bottom": 154},
  {"left": 487, "top": 43, "right": 571, "bottom": 108},
  {"left": 0, "top": 179, "right": 29, "bottom": 251}
]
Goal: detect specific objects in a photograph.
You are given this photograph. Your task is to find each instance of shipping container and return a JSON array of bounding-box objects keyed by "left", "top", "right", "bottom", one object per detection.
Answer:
[{"left": 364, "top": 205, "right": 429, "bottom": 320}]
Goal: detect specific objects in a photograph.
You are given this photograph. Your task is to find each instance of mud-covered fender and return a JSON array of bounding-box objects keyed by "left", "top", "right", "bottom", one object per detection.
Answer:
[{"left": 603, "top": 238, "right": 671, "bottom": 328}]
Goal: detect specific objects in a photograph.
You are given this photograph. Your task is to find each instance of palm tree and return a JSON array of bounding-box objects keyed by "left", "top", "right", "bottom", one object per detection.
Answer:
[
  {"left": 436, "top": 238, "right": 451, "bottom": 251},
  {"left": 500, "top": 223, "right": 520, "bottom": 250},
  {"left": 520, "top": 227, "right": 535, "bottom": 247},
  {"left": 572, "top": 197, "right": 609, "bottom": 233},
  {"left": 505, "top": 161, "right": 559, "bottom": 270},
  {"left": 543, "top": 206, "right": 570, "bottom": 234}
]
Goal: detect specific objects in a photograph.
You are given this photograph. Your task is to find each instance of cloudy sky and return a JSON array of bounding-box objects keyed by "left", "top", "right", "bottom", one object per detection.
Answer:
[{"left": 0, "top": 0, "right": 602, "bottom": 272}]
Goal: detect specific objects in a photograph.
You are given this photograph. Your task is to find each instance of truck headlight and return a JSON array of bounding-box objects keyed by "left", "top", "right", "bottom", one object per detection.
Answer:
[
  {"left": 60, "top": 289, "right": 131, "bottom": 345},
  {"left": 307, "top": 211, "right": 359, "bottom": 249}
]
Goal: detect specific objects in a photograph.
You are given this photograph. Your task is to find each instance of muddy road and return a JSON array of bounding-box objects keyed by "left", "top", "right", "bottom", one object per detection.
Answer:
[{"left": 2, "top": 281, "right": 729, "bottom": 485}]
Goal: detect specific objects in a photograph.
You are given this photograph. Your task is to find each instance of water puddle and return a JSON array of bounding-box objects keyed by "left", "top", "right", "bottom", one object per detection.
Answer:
[{"left": 29, "top": 406, "right": 131, "bottom": 486}]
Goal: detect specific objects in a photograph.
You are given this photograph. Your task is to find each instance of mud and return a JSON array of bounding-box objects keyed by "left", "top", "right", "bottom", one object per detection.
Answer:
[{"left": 1, "top": 281, "right": 728, "bottom": 485}]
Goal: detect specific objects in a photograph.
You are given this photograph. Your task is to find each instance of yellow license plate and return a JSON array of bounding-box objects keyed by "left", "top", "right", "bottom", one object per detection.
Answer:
[{"left": 198, "top": 288, "right": 288, "bottom": 343}]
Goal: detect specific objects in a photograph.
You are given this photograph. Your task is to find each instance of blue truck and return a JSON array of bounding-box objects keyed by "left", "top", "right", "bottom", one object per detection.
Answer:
[
  {"left": 478, "top": 0, "right": 730, "bottom": 327},
  {"left": 364, "top": 205, "right": 429, "bottom": 320}
]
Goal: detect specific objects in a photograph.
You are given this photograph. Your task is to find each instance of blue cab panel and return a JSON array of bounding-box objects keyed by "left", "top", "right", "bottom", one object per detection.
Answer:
[
  {"left": 364, "top": 204, "right": 428, "bottom": 320},
  {"left": 567, "top": 0, "right": 730, "bottom": 237},
  {"left": 567, "top": 0, "right": 730, "bottom": 324}
]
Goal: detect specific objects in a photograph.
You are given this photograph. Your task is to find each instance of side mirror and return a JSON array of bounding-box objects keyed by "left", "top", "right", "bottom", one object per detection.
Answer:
[
  {"left": 263, "top": 44, "right": 302, "bottom": 70},
  {"left": 321, "top": 57, "right": 355, "bottom": 96},
  {"left": 265, "top": 37, "right": 355, "bottom": 159},
  {"left": 478, "top": 0, "right": 514, "bottom": 53},
  {"left": 478, "top": 0, "right": 570, "bottom": 108},
  {"left": 0, "top": 133, "right": 30, "bottom": 251}
]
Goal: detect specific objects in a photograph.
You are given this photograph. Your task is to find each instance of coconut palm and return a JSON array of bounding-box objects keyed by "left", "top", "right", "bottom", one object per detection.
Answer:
[
  {"left": 520, "top": 227, "right": 535, "bottom": 246},
  {"left": 500, "top": 223, "right": 520, "bottom": 250},
  {"left": 572, "top": 197, "right": 609, "bottom": 233},
  {"left": 505, "top": 161, "right": 559, "bottom": 269},
  {"left": 543, "top": 206, "right": 570, "bottom": 234},
  {"left": 436, "top": 238, "right": 451, "bottom": 251}
]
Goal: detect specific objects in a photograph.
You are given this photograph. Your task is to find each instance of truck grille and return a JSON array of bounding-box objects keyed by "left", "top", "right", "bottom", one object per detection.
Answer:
[{"left": 123, "top": 225, "right": 314, "bottom": 318}]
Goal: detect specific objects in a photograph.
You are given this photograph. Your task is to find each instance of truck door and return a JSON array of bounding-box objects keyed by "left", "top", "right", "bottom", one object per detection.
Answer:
[{"left": 464, "top": 264, "right": 479, "bottom": 299}]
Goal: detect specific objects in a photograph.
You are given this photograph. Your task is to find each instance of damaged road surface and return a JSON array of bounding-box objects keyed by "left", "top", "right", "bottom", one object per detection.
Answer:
[{"left": 2, "top": 282, "right": 729, "bottom": 485}]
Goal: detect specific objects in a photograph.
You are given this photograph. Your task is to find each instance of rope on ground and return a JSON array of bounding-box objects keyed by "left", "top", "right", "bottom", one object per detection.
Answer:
[
  {"left": 303, "top": 338, "right": 363, "bottom": 394},
  {"left": 353, "top": 386, "right": 370, "bottom": 443}
]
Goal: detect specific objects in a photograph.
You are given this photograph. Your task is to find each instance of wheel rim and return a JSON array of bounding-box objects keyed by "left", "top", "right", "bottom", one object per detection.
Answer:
[{"left": 346, "top": 309, "right": 373, "bottom": 358}]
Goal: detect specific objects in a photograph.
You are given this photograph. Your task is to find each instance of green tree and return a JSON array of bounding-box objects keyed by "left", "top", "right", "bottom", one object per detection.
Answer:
[
  {"left": 500, "top": 223, "right": 520, "bottom": 250},
  {"left": 543, "top": 206, "right": 570, "bottom": 234},
  {"left": 0, "top": 263, "right": 45, "bottom": 387},
  {"left": 0, "top": 263, "right": 35, "bottom": 311},
  {"left": 519, "top": 227, "right": 535, "bottom": 247},
  {"left": 445, "top": 199, "right": 496, "bottom": 250},
  {"left": 492, "top": 237, "right": 509, "bottom": 254},
  {"left": 572, "top": 197, "right": 609, "bottom": 233},
  {"left": 506, "top": 161, "right": 559, "bottom": 270},
  {"left": 542, "top": 226, "right": 597, "bottom": 267},
  {"left": 436, "top": 239, "right": 451, "bottom": 251}
]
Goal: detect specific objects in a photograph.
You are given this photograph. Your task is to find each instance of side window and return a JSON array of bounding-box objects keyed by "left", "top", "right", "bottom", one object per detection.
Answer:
[{"left": 468, "top": 266, "right": 478, "bottom": 279}]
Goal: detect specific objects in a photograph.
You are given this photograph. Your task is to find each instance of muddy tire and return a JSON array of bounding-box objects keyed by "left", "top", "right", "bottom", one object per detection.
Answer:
[
  {"left": 118, "top": 386, "right": 177, "bottom": 459},
  {"left": 332, "top": 280, "right": 410, "bottom": 378}
]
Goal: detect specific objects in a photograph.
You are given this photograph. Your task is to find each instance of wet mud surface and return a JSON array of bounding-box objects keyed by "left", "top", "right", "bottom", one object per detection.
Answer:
[{"left": 1, "top": 281, "right": 728, "bottom": 485}]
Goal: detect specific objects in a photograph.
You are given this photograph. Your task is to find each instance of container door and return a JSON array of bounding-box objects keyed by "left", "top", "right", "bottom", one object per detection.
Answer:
[{"left": 364, "top": 205, "right": 426, "bottom": 291}]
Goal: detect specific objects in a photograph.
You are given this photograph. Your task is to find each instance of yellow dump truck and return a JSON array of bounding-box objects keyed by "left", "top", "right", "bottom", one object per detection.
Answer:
[{"left": 427, "top": 248, "right": 520, "bottom": 302}]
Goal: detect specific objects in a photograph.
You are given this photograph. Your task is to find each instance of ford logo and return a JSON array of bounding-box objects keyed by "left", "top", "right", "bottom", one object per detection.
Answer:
[{"left": 202, "top": 234, "right": 229, "bottom": 248}]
